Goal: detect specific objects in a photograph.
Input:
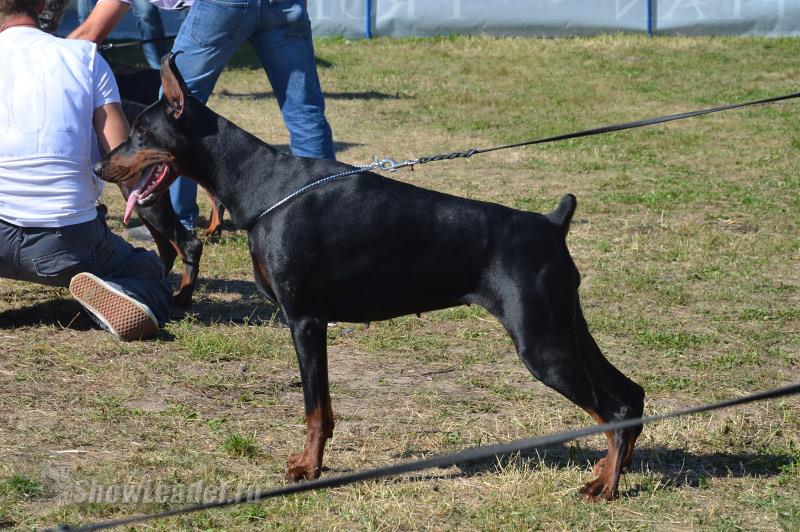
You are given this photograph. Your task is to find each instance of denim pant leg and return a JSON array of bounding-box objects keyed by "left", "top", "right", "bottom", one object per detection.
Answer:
[
  {"left": 131, "top": 0, "right": 168, "bottom": 70},
  {"left": 7, "top": 216, "right": 173, "bottom": 326},
  {"left": 167, "top": 0, "right": 256, "bottom": 229},
  {"left": 252, "top": 1, "right": 335, "bottom": 160},
  {"left": 167, "top": 175, "right": 199, "bottom": 230},
  {"left": 76, "top": 0, "right": 96, "bottom": 24}
]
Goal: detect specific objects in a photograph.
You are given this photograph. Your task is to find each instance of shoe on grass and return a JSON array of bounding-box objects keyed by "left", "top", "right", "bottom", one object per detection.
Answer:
[{"left": 69, "top": 272, "right": 159, "bottom": 341}]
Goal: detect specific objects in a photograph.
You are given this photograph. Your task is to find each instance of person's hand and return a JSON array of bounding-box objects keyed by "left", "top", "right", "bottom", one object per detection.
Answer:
[{"left": 67, "top": 0, "right": 129, "bottom": 44}]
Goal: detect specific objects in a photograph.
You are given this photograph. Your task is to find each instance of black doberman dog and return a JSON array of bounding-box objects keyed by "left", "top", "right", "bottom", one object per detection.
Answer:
[{"left": 96, "top": 53, "right": 645, "bottom": 501}]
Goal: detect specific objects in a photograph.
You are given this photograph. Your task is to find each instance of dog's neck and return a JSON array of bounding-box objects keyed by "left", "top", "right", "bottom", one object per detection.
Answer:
[
  {"left": 182, "top": 111, "right": 287, "bottom": 229},
  {"left": 182, "top": 106, "right": 346, "bottom": 231}
]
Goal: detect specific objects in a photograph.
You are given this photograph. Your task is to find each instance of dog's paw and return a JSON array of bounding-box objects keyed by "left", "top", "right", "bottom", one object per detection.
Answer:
[
  {"left": 285, "top": 463, "right": 321, "bottom": 483},
  {"left": 285, "top": 452, "right": 321, "bottom": 482},
  {"left": 578, "top": 477, "right": 617, "bottom": 502}
]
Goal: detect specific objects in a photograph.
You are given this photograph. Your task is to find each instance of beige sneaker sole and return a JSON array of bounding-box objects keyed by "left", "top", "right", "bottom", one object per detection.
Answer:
[{"left": 69, "top": 272, "right": 159, "bottom": 341}]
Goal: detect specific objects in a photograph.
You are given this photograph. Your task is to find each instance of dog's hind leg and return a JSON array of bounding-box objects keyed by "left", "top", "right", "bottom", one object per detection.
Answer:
[
  {"left": 571, "top": 300, "right": 644, "bottom": 499},
  {"left": 284, "top": 317, "right": 335, "bottom": 482},
  {"left": 487, "top": 268, "right": 644, "bottom": 501}
]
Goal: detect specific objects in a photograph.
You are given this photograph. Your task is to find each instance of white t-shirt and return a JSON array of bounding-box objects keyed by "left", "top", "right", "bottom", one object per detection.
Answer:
[{"left": 0, "top": 27, "right": 119, "bottom": 227}]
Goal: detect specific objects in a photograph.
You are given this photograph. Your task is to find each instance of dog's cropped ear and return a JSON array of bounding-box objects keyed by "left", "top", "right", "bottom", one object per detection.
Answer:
[{"left": 160, "top": 52, "right": 189, "bottom": 120}]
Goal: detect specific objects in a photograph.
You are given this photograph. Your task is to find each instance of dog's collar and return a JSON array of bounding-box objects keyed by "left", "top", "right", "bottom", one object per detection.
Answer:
[
  {"left": 242, "top": 166, "right": 373, "bottom": 231},
  {"left": 243, "top": 154, "right": 431, "bottom": 231}
]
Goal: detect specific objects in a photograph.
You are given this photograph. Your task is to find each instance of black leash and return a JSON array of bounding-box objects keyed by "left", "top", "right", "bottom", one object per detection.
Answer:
[
  {"left": 373, "top": 89, "right": 800, "bottom": 171},
  {"left": 100, "top": 35, "right": 177, "bottom": 51},
  {"left": 244, "top": 89, "right": 800, "bottom": 230},
  {"left": 51, "top": 382, "right": 800, "bottom": 532}
]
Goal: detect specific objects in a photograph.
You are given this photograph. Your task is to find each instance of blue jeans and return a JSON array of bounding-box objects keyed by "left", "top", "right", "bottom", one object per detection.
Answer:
[
  {"left": 168, "top": 0, "right": 335, "bottom": 229},
  {"left": 78, "top": 0, "right": 168, "bottom": 70}
]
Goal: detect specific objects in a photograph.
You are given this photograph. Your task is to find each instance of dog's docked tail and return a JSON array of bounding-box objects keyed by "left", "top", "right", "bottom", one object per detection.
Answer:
[{"left": 546, "top": 194, "right": 577, "bottom": 237}]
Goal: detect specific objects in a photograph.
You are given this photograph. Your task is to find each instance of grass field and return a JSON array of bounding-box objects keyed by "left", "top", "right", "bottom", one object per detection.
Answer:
[{"left": 1, "top": 34, "right": 799, "bottom": 530}]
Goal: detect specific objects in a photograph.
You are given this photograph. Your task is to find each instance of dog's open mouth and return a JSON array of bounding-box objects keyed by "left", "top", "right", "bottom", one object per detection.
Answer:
[{"left": 123, "top": 163, "right": 172, "bottom": 224}]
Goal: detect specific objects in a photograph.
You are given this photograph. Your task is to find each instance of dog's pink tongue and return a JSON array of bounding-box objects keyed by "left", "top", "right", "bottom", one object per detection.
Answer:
[
  {"left": 123, "top": 192, "right": 140, "bottom": 225},
  {"left": 123, "top": 166, "right": 158, "bottom": 225}
]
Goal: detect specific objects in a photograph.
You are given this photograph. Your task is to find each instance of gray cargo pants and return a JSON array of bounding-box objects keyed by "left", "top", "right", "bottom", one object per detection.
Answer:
[{"left": 0, "top": 210, "right": 172, "bottom": 326}]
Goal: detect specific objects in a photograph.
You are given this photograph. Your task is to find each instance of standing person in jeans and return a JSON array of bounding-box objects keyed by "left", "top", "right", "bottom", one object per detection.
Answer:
[
  {"left": 68, "top": 0, "right": 335, "bottom": 231},
  {"left": 76, "top": 0, "right": 169, "bottom": 70},
  {"left": 0, "top": 0, "right": 173, "bottom": 341}
]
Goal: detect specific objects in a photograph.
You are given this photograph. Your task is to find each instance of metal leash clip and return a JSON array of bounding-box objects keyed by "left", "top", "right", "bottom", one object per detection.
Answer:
[
  {"left": 379, "top": 158, "right": 402, "bottom": 171},
  {"left": 367, "top": 156, "right": 418, "bottom": 173}
]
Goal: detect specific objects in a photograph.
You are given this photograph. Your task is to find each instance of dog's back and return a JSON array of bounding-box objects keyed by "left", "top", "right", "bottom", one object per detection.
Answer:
[{"left": 249, "top": 172, "right": 577, "bottom": 324}]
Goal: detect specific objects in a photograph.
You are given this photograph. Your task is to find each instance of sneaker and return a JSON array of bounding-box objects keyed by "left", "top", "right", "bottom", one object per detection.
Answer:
[
  {"left": 125, "top": 224, "right": 155, "bottom": 242},
  {"left": 69, "top": 272, "right": 159, "bottom": 341}
]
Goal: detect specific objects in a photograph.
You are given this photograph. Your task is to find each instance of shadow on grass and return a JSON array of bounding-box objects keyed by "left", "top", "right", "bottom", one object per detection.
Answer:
[
  {"left": 0, "top": 278, "right": 281, "bottom": 334},
  {"left": 0, "top": 298, "right": 93, "bottom": 331},
  {"left": 621, "top": 446, "right": 796, "bottom": 493},
  {"left": 389, "top": 443, "right": 796, "bottom": 495},
  {"left": 171, "top": 276, "right": 283, "bottom": 326},
  {"left": 226, "top": 46, "right": 334, "bottom": 70}
]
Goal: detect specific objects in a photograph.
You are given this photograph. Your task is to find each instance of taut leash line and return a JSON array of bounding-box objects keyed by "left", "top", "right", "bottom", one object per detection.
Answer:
[
  {"left": 379, "top": 89, "right": 800, "bottom": 171},
  {"left": 243, "top": 89, "right": 800, "bottom": 230},
  {"left": 100, "top": 35, "right": 178, "bottom": 51}
]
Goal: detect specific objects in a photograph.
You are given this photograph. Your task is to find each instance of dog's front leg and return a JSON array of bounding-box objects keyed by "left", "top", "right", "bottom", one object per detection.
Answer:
[{"left": 285, "top": 317, "right": 335, "bottom": 482}]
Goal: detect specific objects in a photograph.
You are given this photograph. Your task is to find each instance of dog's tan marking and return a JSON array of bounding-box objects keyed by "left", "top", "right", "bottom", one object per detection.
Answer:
[
  {"left": 103, "top": 148, "right": 176, "bottom": 185},
  {"left": 285, "top": 404, "right": 335, "bottom": 482},
  {"left": 202, "top": 188, "right": 224, "bottom": 237}
]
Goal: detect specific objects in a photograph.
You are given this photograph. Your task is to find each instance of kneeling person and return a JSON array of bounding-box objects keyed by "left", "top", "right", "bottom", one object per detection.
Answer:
[{"left": 0, "top": 0, "right": 171, "bottom": 340}]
